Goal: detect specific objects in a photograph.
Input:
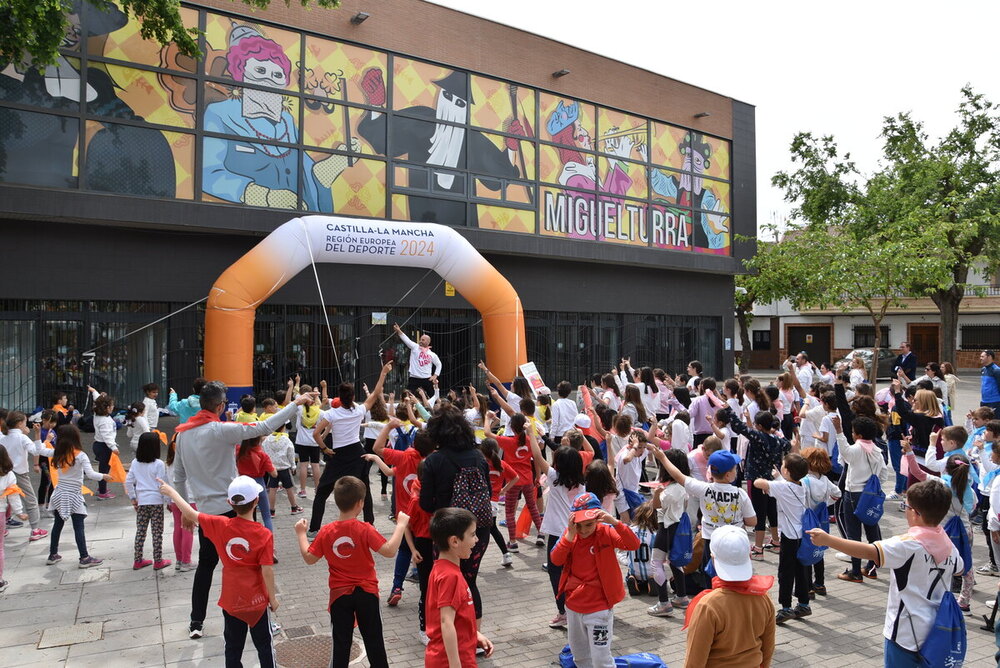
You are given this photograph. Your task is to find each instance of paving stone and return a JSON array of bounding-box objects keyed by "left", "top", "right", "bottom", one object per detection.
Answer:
[{"left": 37, "top": 622, "right": 103, "bottom": 649}]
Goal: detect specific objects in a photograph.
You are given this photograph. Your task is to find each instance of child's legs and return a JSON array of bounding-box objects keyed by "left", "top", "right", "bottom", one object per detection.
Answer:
[
  {"left": 14, "top": 472, "right": 39, "bottom": 530},
  {"left": 522, "top": 484, "right": 542, "bottom": 530},
  {"left": 505, "top": 486, "right": 524, "bottom": 541},
  {"left": 134, "top": 505, "right": 152, "bottom": 561},
  {"left": 267, "top": 487, "right": 277, "bottom": 510},
  {"left": 247, "top": 610, "right": 276, "bottom": 668},
  {"left": 391, "top": 539, "right": 412, "bottom": 591},
  {"left": 861, "top": 517, "right": 882, "bottom": 572},
  {"left": 297, "top": 461, "right": 308, "bottom": 492},
  {"left": 93, "top": 442, "right": 111, "bottom": 494},
  {"left": 0, "top": 518, "right": 5, "bottom": 580},
  {"left": 414, "top": 537, "right": 435, "bottom": 632},
  {"left": 838, "top": 492, "right": 865, "bottom": 576},
  {"left": 37, "top": 459, "right": 52, "bottom": 506},
  {"left": 749, "top": 482, "right": 769, "bottom": 546},
  {"left": 813, "top": 557, "right": 825, "bottom": 587},
  {"left": 767, "top": 497, "right": 779, "bottom": 542},
  {"left": 354, "top": 589, "right": 389, "bottom": 668},
  {"left": 547, "top": 534, "right": 566, "bottom": 614},
  {"left": 887, "top": 439, "right": 907, "bottom": 494},
  {"left": 460, "top": 526, "right": 491, "bottom": 620},
  {"left": 777, "top": 537, "right": 797, "bottom": 609},
  {"left": 192, "top": 521, "right": 223, "bottom": 623},
  {"left": 169, "top": 503, "right": 192, "bottom": 563},
  {"left": 650, "top": 548, "right": 670, "bottom": 601},
  {"left": 222, "top": 610, "right": 250, "bottom": 668},
  {"left": 49, "top": 512, "right": 65, "bottom": 555},
  {"left": 150, "top": 505, "right": 164, "bottom": 561},
  {"left": 984, "top": 503, "right": 997, "bottom": 567},
  {"left": 255, "top": 478, "right": 273, "bottom": 532},
  {"left": 959, "top": 524, "right": 975, "bottom": 605},
  {"left": 68, "top": 514, "right": 88, "bottom": 559},
  {"left": 566, "top": 608, "right": 614, "bottom": 668},
  {"left": 330, "top": 591, "right": 360, "bottom": 668},
  {"left": 489, "top": 512, "right": 508, "bottom": 554}
]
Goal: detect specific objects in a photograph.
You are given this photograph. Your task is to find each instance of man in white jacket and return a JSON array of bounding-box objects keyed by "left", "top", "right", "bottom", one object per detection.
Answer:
[{"left": 393, "top": 322, "right": 442, "bottom": 395}]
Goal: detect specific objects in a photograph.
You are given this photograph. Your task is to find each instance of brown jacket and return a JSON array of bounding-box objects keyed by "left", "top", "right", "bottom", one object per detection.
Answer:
[{"left": 684, "top": 588, "right": 775, "bottom": 668}]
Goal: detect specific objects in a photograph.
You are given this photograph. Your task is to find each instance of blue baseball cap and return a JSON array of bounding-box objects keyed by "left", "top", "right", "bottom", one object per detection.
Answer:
[
  {"left": 708, "top": 450, "right": 741, "bottom": 475},
  {"left": 570, "top": 492, "right": 603, "bottom": 522}
]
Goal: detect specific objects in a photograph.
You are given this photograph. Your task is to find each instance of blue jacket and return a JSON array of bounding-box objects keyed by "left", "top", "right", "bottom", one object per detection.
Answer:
[
  {"left": 167, "top": 392, "right": 201, "bottom": 424},
  {"left": 982, "top": 364, "right": 1000, "bottom": 404}
]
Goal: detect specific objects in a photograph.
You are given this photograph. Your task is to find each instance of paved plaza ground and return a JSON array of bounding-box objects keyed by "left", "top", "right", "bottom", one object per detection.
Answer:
[{"left": 2, "top": 376, "right": 999, "bottom": 666}]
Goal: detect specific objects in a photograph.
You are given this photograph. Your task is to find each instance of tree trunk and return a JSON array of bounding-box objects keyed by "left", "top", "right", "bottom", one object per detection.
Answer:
[
  {"left": 870, "top": 316, "right": 882, "bottom": 393},
  {"left": 930, "top": 282, "right": 966, "bottom": 367},
  {"left": 736, "top": 306, "right": 753, "bottom": 373}
]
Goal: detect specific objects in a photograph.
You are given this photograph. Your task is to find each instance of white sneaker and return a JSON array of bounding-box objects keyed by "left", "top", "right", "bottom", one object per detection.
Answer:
[
  {"left": 835, "top": 551, "right": 851, "bottom": 563},
  {"left": 647, "top": 601, "right": 674, "bottom": 617},
  {"left": 419, "top": 631, "right": 429, "bottom": 646},
  {"left": 977, "top": 563, "right": 999, "bottom": 577},
  {"left": 887, "top": 492, "right": 901, "bottom": 501},
  {"left": 535, "top": 534, "right": 546, "bottom": 547},
  {"left": 501, "top": 553, "right": 513, "bottom": 568}
]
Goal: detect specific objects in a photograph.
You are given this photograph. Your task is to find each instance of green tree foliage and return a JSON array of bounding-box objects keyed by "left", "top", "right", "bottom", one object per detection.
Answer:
[
  {"left": 754, "top": 88, "right": 1000, "bottom": 372},
  {"left": 0, "top": 0, "right": 341, "bottom": 69}
]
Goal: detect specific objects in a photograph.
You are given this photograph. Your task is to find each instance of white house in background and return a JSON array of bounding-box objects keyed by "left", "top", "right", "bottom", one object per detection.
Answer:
[{"left": 736, "top": 264, "right": 1000, "bottom": 371}]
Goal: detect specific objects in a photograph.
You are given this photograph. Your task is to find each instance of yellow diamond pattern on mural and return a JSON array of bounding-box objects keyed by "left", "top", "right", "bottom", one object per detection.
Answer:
[
  {"left": 330, "top": 157, "right": 386, "bottom": 217},
  {"left": 476, "top": 204, "right": 534, "bottom": 234},
  {"left": 393, "top": 58, "right": 455, "bottom": 111}
]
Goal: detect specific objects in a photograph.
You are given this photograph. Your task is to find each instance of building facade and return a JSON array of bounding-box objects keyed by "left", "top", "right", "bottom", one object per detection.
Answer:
[{"left": 0, "top": 0, "right": 756, "bottom": 410}]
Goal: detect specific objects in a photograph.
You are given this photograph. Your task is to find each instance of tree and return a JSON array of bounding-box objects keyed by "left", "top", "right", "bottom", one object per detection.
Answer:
[
  {"left": 0, "top": 0, "right": 340, "bottom": 69},
  {"left": 754, "top": 134, "right": 954, "bottom": 387},
  {"left": 880, "top": 87, "right": 1000, "bottom": 364},
  {"left": 734, "top": 274, "right": 755, "bottom": 373}
]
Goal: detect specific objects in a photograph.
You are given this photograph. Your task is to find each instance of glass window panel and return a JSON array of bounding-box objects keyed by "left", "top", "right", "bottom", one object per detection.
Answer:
[
  {"left": 538, "top": 93, "right": 595, "bottom": 149},
  {"left": 202, "top": 83, "right": 300, "bottom": 141},
  {"left": 650, "top": 122, "right": 687, "bottom": 170},
  {"left": 0, "top": 108, "right": 80, "bottom": 188},
  {"left": 88, "top": 321, "right": 167, "bottom": 404},
  {"left": 303, "top": 103, "right": 370, "bottom": 152},
  {"left": 391, "top": 193, "right": 467, "bottom": 226},
  {"left": 84, "top": 121, "right": 191, "bottom": 198},
  {"left": 650, "top": 205, "right": 693, "bottom": 251},
  {"left": 691, "top": 211, "right": 731, "bottom": 255},
  {"left": 304, "top": 152, "right": 386, "bottom": 217},
  {"left": 0, "top": 58, "right": 82, "bottom": 111},
  {"left": 202, "top": 135, "right": 299, "bottom": 209},
  {"left": 538, "top": 144, "right": 596, "bottom": 188},
  {"left": 204, "top": 14, "right": 300, "bottom": 92},
  {"left": 393, "top": 58, "right": 464, "bottom": 114},
  {"left": 596, "top": 107, "right": 647, "bottom": 160},
  {"left": 0, "top": 321, "right": 35, "bottom": 411},
  {"left": 40, "top": 321, "right": 85, "bottom": 409},
  {"left": 475, "top": 204, "right": 534, "bottom": 234},
  {"left": 303, "top": 36, "right": 387, "bottom": 108},
  {"left": 598, "top": 157, "right": 647, "bottom": 199},
  {"left": 649, "top": 166, "right": 684, "bottom": 206},
  {"left": 695, "top": 177, "right": 730, "bottom": 214},
  {"left": 90, "top": 3, "right": 199, "bottom": 72},
  {"left": 469, "top": 75, "right": 535, "bottom": 137},
  {"left": 700, "top": 134, "right": 731, "bottom": 181},
  {"left": 88, "top": 65, "right": 196, "bottom": 128}
]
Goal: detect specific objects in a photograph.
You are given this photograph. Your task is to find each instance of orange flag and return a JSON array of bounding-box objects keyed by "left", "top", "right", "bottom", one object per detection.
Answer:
[
  {"left": 2, "top": 484, "right": 25, "bottom": 497},
  {"left": 108, "top": 453, "right": 127, "bottom": 483},
  {"left": 515, "top": 505, "right": 533, "bottom": 539}
]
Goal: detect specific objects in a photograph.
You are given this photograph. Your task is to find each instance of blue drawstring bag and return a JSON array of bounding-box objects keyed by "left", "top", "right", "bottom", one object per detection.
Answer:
[
  {"left": 623, "top": 489, "right": 645, "bottom": 514},
  {"left": 853, "top": 452, "right": 884, "bottom": 526},
  {"left": 797, "top": 502, "right": 828, "bottom": 565},
  {"left": 668, "top": 513, "right": 693, "bottom": 568},
  {"left": 943, "top": 515, "right": 973, "bottom": 575},
  {"left": 830, "top": 439, "right": 844, "bottom": 476},
  {"left": 919, "top": 591, "right": 966, "bottom": 668},
  {"left": 559, "top": 646, "right": 667, "bottom": 668}
]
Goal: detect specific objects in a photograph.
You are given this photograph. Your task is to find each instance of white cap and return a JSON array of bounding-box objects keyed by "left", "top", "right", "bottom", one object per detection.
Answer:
[
  {"left": 710, "top": 525, "right": 753, "bottom": 581},
  {"left": 227, "top": 475, "right": 263, "bottom": 505},
  {"left": 573, "top": 413, "right": 592, "bottom": 429}
]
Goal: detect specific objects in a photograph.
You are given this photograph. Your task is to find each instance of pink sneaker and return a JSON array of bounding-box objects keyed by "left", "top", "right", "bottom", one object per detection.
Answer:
[
  {"left": 133, "top": 559, "right": 153, "bottom": 570},
  {"left": 29, "top": 528, "right": 48, "bottom": 541},
  {"left": 153, "top": 559, "right": 172, "bottom": 570},
  {"left": 97, "top": 492, "right": 116, "bottom": 500}
]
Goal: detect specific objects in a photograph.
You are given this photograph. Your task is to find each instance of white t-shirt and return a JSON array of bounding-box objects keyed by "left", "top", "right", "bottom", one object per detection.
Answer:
[
  {"left": 601, "top": 390, "right": 622, "bottom": 412},
  {"left": 539, "top": 468, "right": 585, "bottom": 537},
  {"left": 799, "top": 401, "right": 826, "bottom": 449},
  {"left": 875, "top": 535, "right": 963, "bottom": 651},
  {"left": 686, "top": 375, "right": 700, "bottom": 390},
  {"left": 500, "top": 391, "right": 521, "bottom": 436},
  {"left": 795, "top": 364, "right": 816, "bottom": 392},
  {"left": 776, "top": 388, "right": 799, "bottom": 418},
  {"left": 768, "top": 478, "right": 827, "bottom": 539},
  {"left": 683, "top": 478, "right": 755, "bottom": 539},
  {"left": 614, "top": 447, "right": 646, "bottom": 493},
  {"left": 657, "top": 482, "right": 688, "bottom": 527},
  {"left": 849, "top": 368, "right": 867, "bottom": 388},
  {"left": 294, "top": 405, "right": 322, "bottom": 446},
  {"left": 817, "top": 412, "right": 839, "bottom": 454},
  {"left": 143, "top": 396, "right": 160, "bottom": 430},
  {"left": 669, "top": 421, "right": 692, "bottom": 453},
  {"left": 321, "top": 403, "right": 366, "bottom": 449},
  {"left": 549, "top": 397, "right": 577, "bottom": 438},
  {"left": 398, "top": 332, "right": 441, "bottom": 379},
  {"left": 127, "top": 415, "right": 150, "bottom": 451}
]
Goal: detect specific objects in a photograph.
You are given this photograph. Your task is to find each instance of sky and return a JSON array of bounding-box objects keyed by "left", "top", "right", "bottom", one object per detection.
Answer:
[{"left": 428, "top": 0, "right": 1000, "bottom": 235}]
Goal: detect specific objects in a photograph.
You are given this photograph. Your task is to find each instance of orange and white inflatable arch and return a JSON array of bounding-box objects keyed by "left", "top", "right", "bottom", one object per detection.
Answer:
[{"left": 204, "top": 216, "right": 526, "bottom": 402}]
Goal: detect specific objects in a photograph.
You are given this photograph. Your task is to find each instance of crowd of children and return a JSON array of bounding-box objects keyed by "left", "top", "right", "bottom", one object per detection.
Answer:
[{"left": 0, "top": 349, "right": 997, "bottom": 667}]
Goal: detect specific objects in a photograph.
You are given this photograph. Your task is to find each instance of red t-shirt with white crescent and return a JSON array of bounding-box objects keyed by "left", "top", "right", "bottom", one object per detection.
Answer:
[
  {"left": 381, "top": 447, "right": 422, "bottom": 504},
  {"left": 497, "top": 435, "right": 534, "bottom": 486},
  {"left": 308, "top": 518, "right": 387, "bottom": 607},
  {"left": 488, "top": 460, "right": 518, "bottom": 502},
  {"left": 425, "top": 558, "right": 477, "bottom": 668},
  {"left": 198, "top": 514, "right": 274, "bottom": 625}
]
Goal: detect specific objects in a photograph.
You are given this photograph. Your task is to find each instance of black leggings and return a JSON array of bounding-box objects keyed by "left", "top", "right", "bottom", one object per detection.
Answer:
[
  {"left": 748, "top": 481, "right": 777, "bottom": 532},
  {"left": 414, "top": 536, "right": 435, "bottom": 632},
  {"left": 489, "top": 515, "right": 509, "bottom": 554},
  {"left": 460, "top": 526, "right": 492, "bottom": 619},
  {"left": 309, "top": 443, "right": 370, "bottom": 532},
  {"left": 837, "top": 490, "right": 881, "bottom": 577},
  {"left": 37, "top": 457, "right": 52, "bottom": 506},
  {"left": 365, "top": 438, "right": 389, "bottom": 496},
  {"left": 546, "top": 533, "right": 566, "bottom": 614},
  {"left": 777, "top": 536, "right": 811, "bottom": 609},
  {"left": 223, "top": 610, "right": 274, "bottom": 668},
  {"left": 654, "top": 524, "right": 687, "bottom": 601},
  {"left": 92, "top": 441, "right": 112, "bottom": 495},
  {"left": 984, "top": 497, "right": 997, "bottom": 567},
  {"left": 330, "top": 588, "right": 387, "bottom": 668},
  {"left": 192, "top": 510, "right": 237, "bottom": 623}
]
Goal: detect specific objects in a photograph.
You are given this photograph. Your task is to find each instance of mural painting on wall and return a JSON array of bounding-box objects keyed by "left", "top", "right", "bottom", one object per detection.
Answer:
[
  {"left": 367, "top": 57, "right": 529, "bottom": 226},
  {"left": 0, "top": 0, "right": 177, "bottom": 196},
  {"left": 0, "top": 2, "right": 731, "bottom": 255}
]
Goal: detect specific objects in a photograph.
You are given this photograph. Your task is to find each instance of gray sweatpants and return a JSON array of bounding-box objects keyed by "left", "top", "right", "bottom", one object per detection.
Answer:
[
  {"left": 15, "top": 471, "right": 40, "bottom": 530},
  {"left": 566, "top": 608, "right": 615, "bottom": 668}
]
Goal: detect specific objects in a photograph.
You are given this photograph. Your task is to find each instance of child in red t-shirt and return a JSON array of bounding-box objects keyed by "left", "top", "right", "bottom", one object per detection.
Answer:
[
  {"left": 550, "top": 492, "right": 640, "bottom": 668},
  {"left": 370, "top": 418, "right": 436, "bottom": 608},
  {"left": 236, "top": 435, "right": 277, "bottom": 533},
  {"left": 480, "top": 437, "right": 519, "bottom": 568},
  {"left": 487, "top": 411, "right": 544, "bottom": 550},
  {"left": 159, "top": 476, "right": 279, "bottom": 667},
  {"left": 294, "top": 475, "right": 408, "bottom": 668},
  {"left": 425, "top": 508, "right": 494, "bottom": 667}
]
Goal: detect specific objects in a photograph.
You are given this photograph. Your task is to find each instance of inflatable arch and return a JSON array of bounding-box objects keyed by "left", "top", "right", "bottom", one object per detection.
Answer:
[{"left": 204, "top": 215, "right": 527, "bottom": 401}]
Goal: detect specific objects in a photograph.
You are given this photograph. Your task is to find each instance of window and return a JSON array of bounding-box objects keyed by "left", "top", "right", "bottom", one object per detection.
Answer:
[
  {"left": 961, "top": 324, "right": 1000, "bottom": 351},
  {"left": 752, "top": 330, "right": 771, "bottom": 351},
  {"left": 853, "top": 325, "right": 890, "bottom": 348}
]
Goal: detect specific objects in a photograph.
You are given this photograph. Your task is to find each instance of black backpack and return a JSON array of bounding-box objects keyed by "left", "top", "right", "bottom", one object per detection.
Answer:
[{"left": 443, "top": 450, "right": 493, "bottom": 527}]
